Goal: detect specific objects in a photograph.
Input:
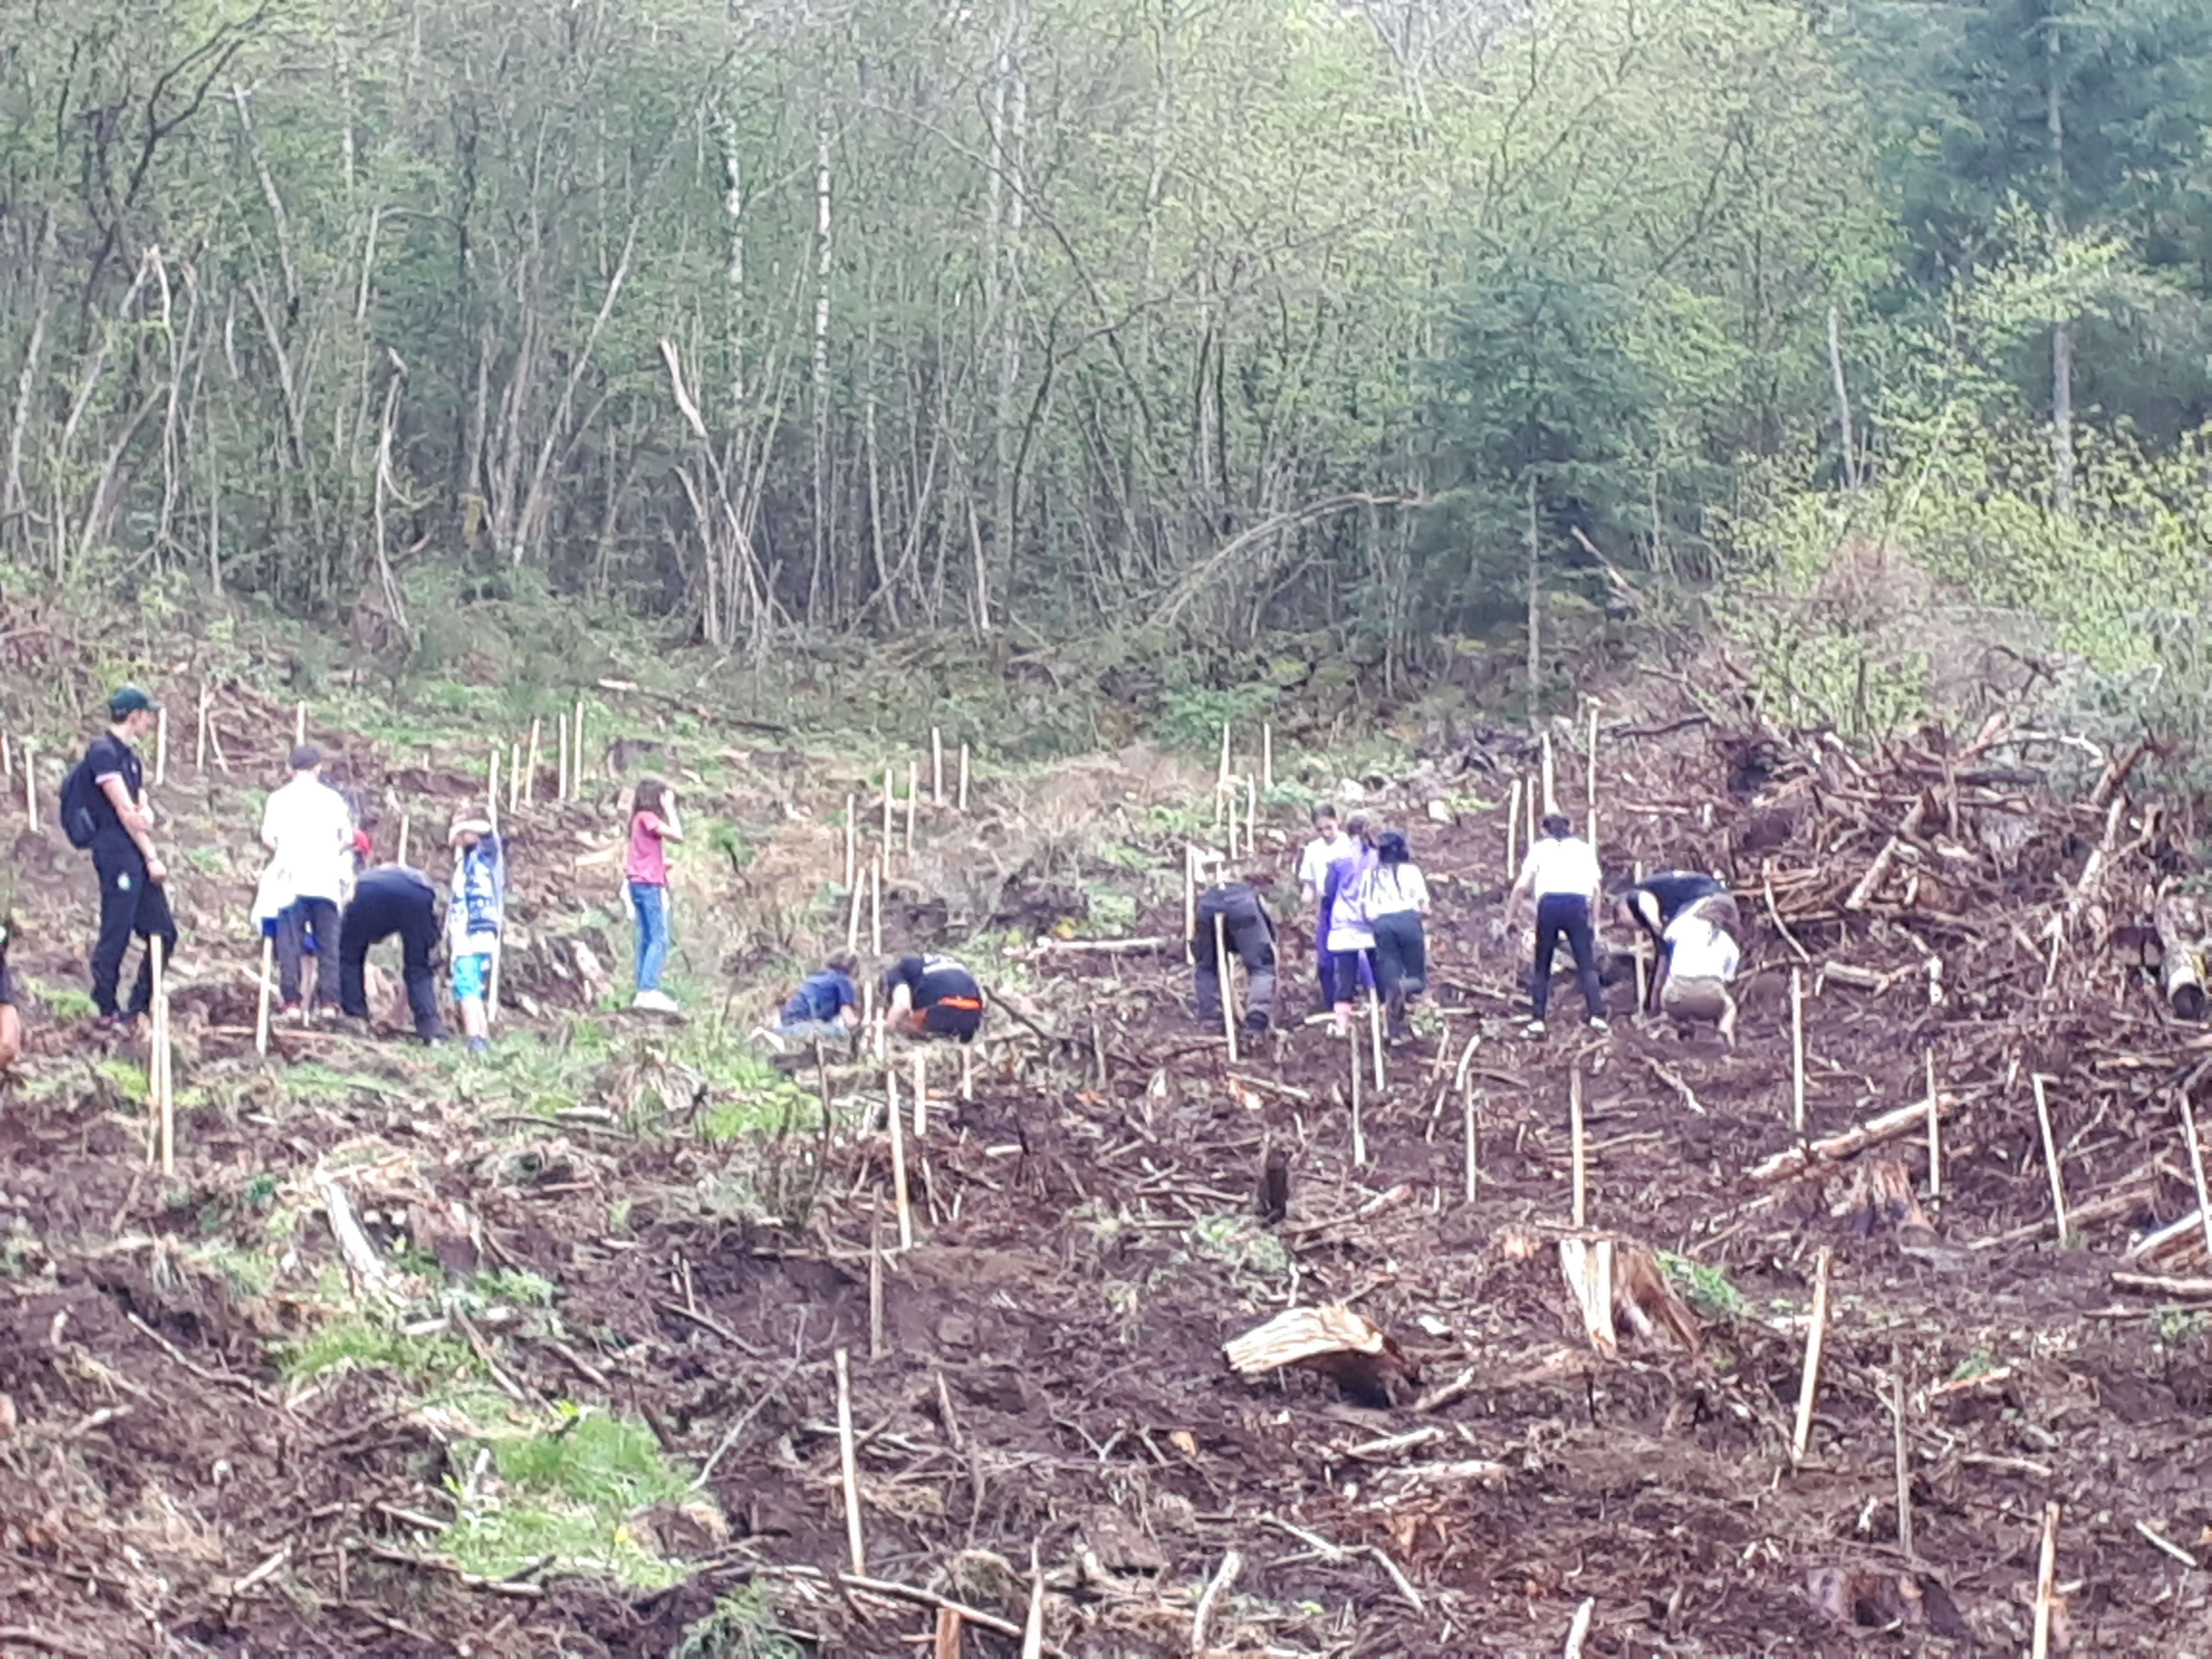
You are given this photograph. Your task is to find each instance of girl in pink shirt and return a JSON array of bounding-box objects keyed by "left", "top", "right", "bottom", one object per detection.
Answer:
[{"left": 627, "top": 779, "right": 684, "bottom": 1011}]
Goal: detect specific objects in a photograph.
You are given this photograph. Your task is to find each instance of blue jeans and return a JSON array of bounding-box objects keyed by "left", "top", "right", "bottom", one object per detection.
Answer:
[{"left": 630, "top": 882, "right": 670, "bottom": 992}]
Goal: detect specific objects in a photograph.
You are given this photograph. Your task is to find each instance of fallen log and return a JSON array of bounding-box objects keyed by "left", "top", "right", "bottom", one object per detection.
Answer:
[
  {"left": 2153, "top": 897, "right": 2206, "bottom": 1021},
  {"left": 1750, "top": 1095, "right": 1958, "bottom": 1183},
  {"left": 2112, "top": 1271, "right": 2212, "bottom": 1298}
]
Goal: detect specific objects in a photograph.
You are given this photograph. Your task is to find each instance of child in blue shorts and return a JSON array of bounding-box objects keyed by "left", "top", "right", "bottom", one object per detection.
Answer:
[{"left": 447, "top": 815, "right": 505, "bottom": 1056}]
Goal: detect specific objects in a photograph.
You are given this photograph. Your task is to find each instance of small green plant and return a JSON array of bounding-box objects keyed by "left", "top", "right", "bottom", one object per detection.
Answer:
[
  {"left": 24, "top": 977, "right": 96, "bottom": 1020},
  {"left": 2157, "top": 1308, "right": 2208, "bottom": 1345},
  {"left": 278, "top": 1318, "right": 481, "bottom": 1388},
  {"left": 1947, "top": 1346, "right": 2000, "bottom": 1383},
  {"left": 1659, "top": 1252, "right": 1745, "bottom": 1319},
  {"left": 1190, "top": 1213, "right": 1292, "bottom": 1283},
  {"left": 673, "top": 1585, "right": 805, "bottom": 1659}
]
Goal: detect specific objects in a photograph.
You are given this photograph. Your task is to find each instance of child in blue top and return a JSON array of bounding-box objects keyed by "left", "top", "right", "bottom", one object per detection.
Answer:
[
  {"left": 447, "top": 815, "right": 505, "bottom": 1055},
  {"left": 776, "top": 951, "right": 860, "bottom": 1048}
]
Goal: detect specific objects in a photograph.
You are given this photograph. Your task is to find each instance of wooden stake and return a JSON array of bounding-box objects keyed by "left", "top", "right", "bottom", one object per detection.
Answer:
[
  {"left": 254, "top": 934, "right": 274, "bottom": 1057},
  {"left": 1541, "top": 733, "right": 1556, "bottom": 815},
  {"left": 486, "top": 745, "right": 501, "bottom": 830},
  {"left": 1262, "top": 723, "right": 1273, "bottom": 790},
  {"left": 1217, "top": 721, "right": 1232, "bottom": 794},
  {"left": 1925, "top": 1047, "right": 1941, "bottom": 1199},
  {"left": 1368, "top": 989, "right": 1386, "bottom": 1091},
  {"left": 1525, "top": 768, "right": 1538, "bottom": 847},
  {"left": 845, "top": 865, "right": 863, "bottom": 952},
  {"left": 525, "top": 718, "right": 541, "bottom": 805},
  {"left": 154, "top": 705, "right": 168, "bottom": 787},
  {"left": 881, "top": 768, "right": 894, "bottom": 851},
  {"left": 885, "top": 1066, "right": 914, "bottom": 1249},
  {"left": 2030, "top": 1502, "right": 2061, "bottom": 1659},
  {"left": 1183, "top": 845, "right": 1197, "bottom": 965},
  {"left": 961, "top": 1045, "right": 974, "bottom": 1102},
  {"left": 507, "top": 740, "right": 522, "bottom": 813},
  {"left": 1505, "top": 778, "right": 1521, "bottom": 879},
  {"left": 2032, "top": 1072, "right": 2070, "bottom": 1244},
  {"left": 1584, "top": 701, "right": 1598, "bottom": 822},
  {"left": 1790, "top": 967, "right": 1807, "bottom": 1136},
  {"left": 1563, "top": 1597, "right": 1595, "bottom": 1659},
  {"left": 1462, "top": 1082, "right": 1479, "bottom": 1204},
  {"left": 194, "top": 686, "right": 209, "bottom": 772},
  {"left": 932, "top": 728, "right": 944, "bottom": 804},
  {"left": 294, "top": 701, "right": 306, "bottom": 747},
  {"left": 1890, "top": 1344, "right": 1914, "bottom": 1561},
  {"left": 870, "top": 858, "right": 883, "bottom": 956},
  {"left": 1348, "top": 1028, "right": 1365, "bottom": 1166},
  {"left": 1632, "top": 861, "right": 1649, "bottom": 1012},
  {"left": 556, "top": 711, "right": 570, "bottom": 801},
  {"left": 1215, "top": 912, "right": 1239, "bottom": 1065},
  {"left": 1224, "top": 781, "right": 1238, "bottom": 861},
  {"left": 833, "top": 1348, "right": 866, "bottom": 1574},
  {"left": 397, "top": 812, "right": 410, "bottom": 869},
  {"left": 150, "top": 934, "right": 173, "bottom": 1175},
  {"left": 1789, "top": 1246, "right": 1833, "bottom": 1466},
  {"left": 22, "top": 738, "right": 34, "bottom": 829},
  {"left": 844, "top": 794, "right": 858, "bottom": 890},
  {"left": 957, "top": 743, "right": 970, "bottom": 812},
  {"left": 1569, "top": 1065, "right": 1587, "bottom": 1227},
  {"left": 904, "top": 762, "right": 918, "bottom": 854},
  {"left": 912, "top": 1051, "right": 928, "bottom": 1139},
  {"left": 1245, "top": 774, "right": 1257, "bottom": 848},
  {"left": 1021, "top": 1542, "right": 1046, "bottom": 1659},
  {"left": 868, "top": 1208, "right": 885, "bottom": 1360},
  {"left": 2182, "top": 1089, "right": 2212, "bottom": 1265},
  {"left": 572, "top": 699, "right": 586, "bottom": 793}
]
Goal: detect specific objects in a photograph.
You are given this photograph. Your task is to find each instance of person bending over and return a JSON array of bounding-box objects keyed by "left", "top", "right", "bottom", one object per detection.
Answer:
[
  {"left": 337, "top": 865, "right": 446, "bottom": 1043},
  {"left": 1504, "top": 814, "right": 1608, "bottom": 1039},
  {"left": 881, "top": 953, "right": 984, "bottom": 1042},
  {"left": 1193, "top": 870, "right": 1277, "bottom": 1035},
  {"left": 1655, "top": 909, "right": 1741, "bottom": 1046},
  {"left": 779, "top": 951, "right": 862, "bottom": 1048}
]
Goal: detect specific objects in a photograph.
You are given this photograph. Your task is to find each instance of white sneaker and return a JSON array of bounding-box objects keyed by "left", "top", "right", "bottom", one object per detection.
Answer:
[
  {"left": 1588, "top": 1016, "right": 1611, "bottom": 1035},
  {"left": 1522, "top": 1019, "right": 1547, "bottom": 1039},
  {"left": 633, "top": 990, "right": 680, "bottom": 1014}
]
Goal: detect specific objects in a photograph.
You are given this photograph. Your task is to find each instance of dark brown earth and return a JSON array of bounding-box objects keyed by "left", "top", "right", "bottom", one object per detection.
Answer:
[{"left": 4, "top": 690, "right": 2212, "bottom": 1657}]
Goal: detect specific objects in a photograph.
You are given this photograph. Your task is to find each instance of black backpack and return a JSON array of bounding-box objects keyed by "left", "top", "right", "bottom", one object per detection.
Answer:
[{"left": 59, "top": 753, "right": 101, "bottom": 848}]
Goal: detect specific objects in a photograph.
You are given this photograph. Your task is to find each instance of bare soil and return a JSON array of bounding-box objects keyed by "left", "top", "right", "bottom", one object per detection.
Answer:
[{"left": 4, "top": 696, "right": 2211, "bottom": 1656}]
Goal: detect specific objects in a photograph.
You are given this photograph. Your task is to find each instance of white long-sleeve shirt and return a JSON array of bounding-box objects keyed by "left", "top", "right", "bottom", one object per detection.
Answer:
[{"left": 1518, "top": 835, "right": 1601, "bottom": 902}]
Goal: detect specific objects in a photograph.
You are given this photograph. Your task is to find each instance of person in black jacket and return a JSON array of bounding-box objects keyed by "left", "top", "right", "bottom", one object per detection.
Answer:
[
  {"left": 75, "top": 685, "right": 179, "bottom": 1028},
  {"left": 1192, "top": 870, "right": 1277, "bottom": 1035},
  {"left": 337, "top": 865, "right": 447, "bottom": 1043},
  {"left": 881, "top": 954, "right": 985, "bottom": 1042}
]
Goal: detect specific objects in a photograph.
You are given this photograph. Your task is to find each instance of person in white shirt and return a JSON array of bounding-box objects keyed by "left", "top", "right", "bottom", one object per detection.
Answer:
[
  {"left": 1503, "top": 813, "right": 1608, "bottom": 1038},
  {"left": 1358, "top": 828, "right": 1430, "bottom": 1041},
  {"left": 258, "top": 744, "right": 358, "bottom": 1015},
  {"left": 1296, "top": 802, "right": 1358, "bottom": 1011},
  {"left": 1654, "top": 908, "right": 1740, "bottom": 1046}
]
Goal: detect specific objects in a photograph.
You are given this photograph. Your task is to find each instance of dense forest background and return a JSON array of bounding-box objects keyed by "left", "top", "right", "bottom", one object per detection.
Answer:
[{"left": 1, "top": 0, "right": 2209, "bottom": 746}]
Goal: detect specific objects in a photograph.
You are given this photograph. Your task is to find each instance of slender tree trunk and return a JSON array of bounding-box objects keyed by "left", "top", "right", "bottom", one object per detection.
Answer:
[
  {"left": 808, "top": 102, "right": 833, "bottom": 624},
  {"left": 2046, "top": 18, "right": 2074, "bottom": 512},
  {"left": 1827, "top": 307, "right": 1859, "bottom": 490}
]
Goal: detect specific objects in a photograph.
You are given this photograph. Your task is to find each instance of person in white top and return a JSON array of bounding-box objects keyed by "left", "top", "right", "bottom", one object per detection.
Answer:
[
  {"left": 258, "top": 744, "right": 358, "bottom": 1015},
  {"left": 1503, "top": 813, "right": 1609, "bottom": 1037},
  {"left": 1358, "top": 828, "right": 1430, "bottom": 1041},
  {"left": 1296, "top": 802, "right": 1361, "bottom": 1011},
  {"left": 1322, "top": 815, "right": 1378, "bottom": 1036},
  {"left": 1654, "top": 909, "right": 1740, "bottom": 1046}
]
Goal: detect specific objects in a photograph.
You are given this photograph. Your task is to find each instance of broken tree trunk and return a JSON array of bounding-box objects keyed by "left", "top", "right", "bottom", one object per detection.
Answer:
[
  {"left": 2153, "top": 896, "right": 2207, "bottom": 1021},
  {"left": 1223, "top": 1305, "right": 1418, "bottom": 1407}
]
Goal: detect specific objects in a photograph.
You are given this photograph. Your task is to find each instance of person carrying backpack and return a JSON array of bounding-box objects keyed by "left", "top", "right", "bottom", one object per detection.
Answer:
[{"left": 65, "top": 686, "right": 179, "bottom": 1028}]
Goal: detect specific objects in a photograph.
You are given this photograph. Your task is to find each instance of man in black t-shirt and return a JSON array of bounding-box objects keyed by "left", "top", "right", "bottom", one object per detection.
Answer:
[
  {"left": 336, "top": 865, "right": 447, "bottom": 1043},
  {"left": 0, "top": 920, "right": 21, "bottom": 1069},
  {"left": 81, "top": 686, "right": 179, "bottom": 1027},
  {"left": 1192, "top": 875, "right": 1277, "bottom": 1034},
  {"left": 880, "top": 954, "right": 985, "bottom": 1042}
]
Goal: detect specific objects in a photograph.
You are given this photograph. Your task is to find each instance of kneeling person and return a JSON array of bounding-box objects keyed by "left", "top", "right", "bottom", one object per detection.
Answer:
[
  {"left": 882, "top": 954, "right": 984, "bottom": 1042},
  {"left": 1193, "top": 871, "right": 1276, "bottom": 1035},
  {"left": 1655, "top": 909, "right": 1740, "bottom": 1046},
  {"left": 338, "top": 865, "right": 446, "bottom": 1043},
  {"left": 779, "top": 951, "right": 862, "bottom": 1048}
]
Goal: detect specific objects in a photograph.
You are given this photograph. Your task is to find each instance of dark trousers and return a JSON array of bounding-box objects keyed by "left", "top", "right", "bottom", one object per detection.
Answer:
[
  {"left": 921, "top": 1000, "right": 983, "bottom": 1042},
  {"left": 277, "top": 896, "right": 341, "bottom": 1007},
  {"left": 90, "top": 836, "right": 179, "bottom": 1018},
  {"left": 1314, "top": 899, "right": 1376, "bottom": 1003},
  {"left": 1533, "top": 893, "right": 1605, "bottom": 1021},
  {"left": 1370, "top": 911, "right": 1427, "bottom": 1026},
  {"left": 1194, "top": 915, "right": 1276, "bottom": 1022},
  {"left": 338, "top": 877, "right": 445, "bottom": 1041}
]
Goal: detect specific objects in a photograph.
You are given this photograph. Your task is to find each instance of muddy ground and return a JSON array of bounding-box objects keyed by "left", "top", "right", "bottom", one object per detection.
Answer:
[{"left": 3, "top": 696, "right": 2212, "bottom": 1656}]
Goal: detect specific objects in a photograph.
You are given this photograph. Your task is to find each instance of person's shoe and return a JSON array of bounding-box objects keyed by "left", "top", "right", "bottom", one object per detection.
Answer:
[
  {"left": 1522, "top": 1018, "right": 1547, "bottom": 1040},
  {"left": 276, "top": 1000, "right": 302, "bottom": 1022},
  {"left": 1588, "top": 1016, "right": 1612, "bottom": 1035},
  {"left": 466, "top": 1036, "right": 491, "bottom": 1058},
  {"left": 633, "top": 989, "right": 680, "bottom": 1014},
  {"left": 1243, "top": 1010, "right": 1271, "bottom": 1035}
]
